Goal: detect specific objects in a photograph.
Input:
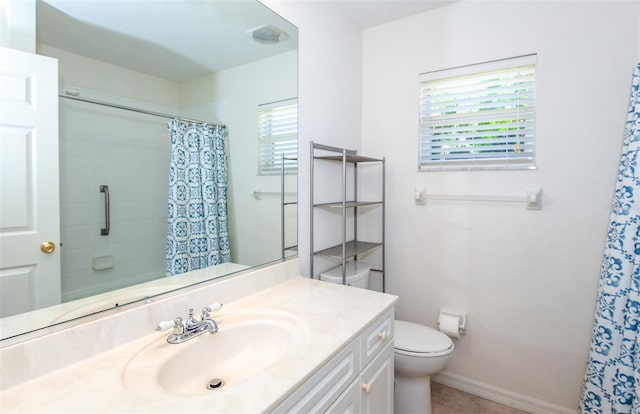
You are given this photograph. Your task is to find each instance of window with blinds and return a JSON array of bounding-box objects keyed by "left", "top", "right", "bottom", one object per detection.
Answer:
[
  {"left": 258, "top": 98, "right": 298, "bottom": 175},
  {"left": 419, "top": 55, "right": 537, "bottom": 170}
]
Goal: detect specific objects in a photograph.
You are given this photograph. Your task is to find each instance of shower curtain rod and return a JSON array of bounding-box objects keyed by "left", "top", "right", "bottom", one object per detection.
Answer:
[{"left": 58, "top": 92, "right": 223, "bottom": 126}]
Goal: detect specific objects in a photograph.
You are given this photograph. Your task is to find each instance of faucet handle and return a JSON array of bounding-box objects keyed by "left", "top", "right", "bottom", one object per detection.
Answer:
[
  {"left": 208, "top": 302, "right": 223, "bottom": 312},
  {"left": 201, "top": 302, "right": 223, "bottom": 319},
  {"left": 156, "top": 320, "right": 174, "bottom": 331},
  {"left": 156, "top": 316, "right": 184, "bottom": 332},
  {"left": 205, "top": 302, "right": 222, "bottom": 312}
]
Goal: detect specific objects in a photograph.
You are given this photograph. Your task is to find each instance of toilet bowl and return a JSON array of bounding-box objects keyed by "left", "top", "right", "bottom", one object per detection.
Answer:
[{"left": 394, "top": 320, "right": 454, "bottom": 414}]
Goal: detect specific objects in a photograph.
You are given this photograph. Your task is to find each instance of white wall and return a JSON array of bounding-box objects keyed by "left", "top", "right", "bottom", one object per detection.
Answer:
[
  {"left": 362, "top": 1, "right": 639, "bottom": 411},
  {"left": 39, "top": 45, "right": 180, "bottom": 107},
  {"left": 0, "top": 0, "right": 35, "bottom": 52}
]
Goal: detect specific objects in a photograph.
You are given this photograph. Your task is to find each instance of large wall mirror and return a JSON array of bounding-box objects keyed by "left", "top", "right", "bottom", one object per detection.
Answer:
[{"left": 0, "top": 0, "right": 298, "bottom": 341}]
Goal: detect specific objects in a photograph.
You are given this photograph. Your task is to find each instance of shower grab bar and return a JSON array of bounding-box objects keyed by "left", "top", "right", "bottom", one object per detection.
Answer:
[{"left": 100, "top": 185, "right": 110, "bottom": 236}]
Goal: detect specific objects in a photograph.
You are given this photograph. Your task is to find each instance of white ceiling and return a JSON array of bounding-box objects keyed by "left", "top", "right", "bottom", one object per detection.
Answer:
[
  {"left": 328, "top": 0, "right": 458, "bottom": 29},
  {"left": 36, "top": 0, "right": 456, "bottom": 83},
  {"left": 37, "top": 0, "right": 299, "bottom": 82}
]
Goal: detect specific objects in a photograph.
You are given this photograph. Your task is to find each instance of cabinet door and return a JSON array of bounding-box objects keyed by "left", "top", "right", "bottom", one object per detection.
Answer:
[
  {"left": 326, "top": 379, "right": 362, "bottom": 414},
  {"left": 360, "top": 341, "right": 394, "bottom": 414},
  {"left": 272, "top": 339, "right": 359, "bottom": 414}
]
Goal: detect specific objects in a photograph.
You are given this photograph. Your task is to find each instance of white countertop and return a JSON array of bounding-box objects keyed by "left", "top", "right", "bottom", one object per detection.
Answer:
[{"left": 0, "top": 276, "right": 397, "bottom": 413}]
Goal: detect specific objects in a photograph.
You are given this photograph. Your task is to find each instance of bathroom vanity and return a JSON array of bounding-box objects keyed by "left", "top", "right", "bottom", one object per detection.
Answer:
[
  {"left": 0, "top": 259, "right": 397, "bottom": 413},
  {"left": 274, "top": 307, "right": 394, "bottom": 413}
]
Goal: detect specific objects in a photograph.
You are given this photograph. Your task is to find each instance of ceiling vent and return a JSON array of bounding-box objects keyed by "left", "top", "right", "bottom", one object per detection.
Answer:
[{"left": 247, "top": 25, "right": 289, "bottom": 44}]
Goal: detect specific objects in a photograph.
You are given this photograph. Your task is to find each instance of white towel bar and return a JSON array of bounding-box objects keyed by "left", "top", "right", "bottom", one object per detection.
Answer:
[
  {"left": 252, "top": 191, "right": 297, "bottom": 200},
  {"left": 424, "top": 187, "right": 542, "bottom": 210}
]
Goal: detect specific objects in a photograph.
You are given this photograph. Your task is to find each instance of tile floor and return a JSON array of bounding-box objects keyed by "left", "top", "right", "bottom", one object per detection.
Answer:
[{"left": 431, "top": 382, "right": 530, "bottom": 414}]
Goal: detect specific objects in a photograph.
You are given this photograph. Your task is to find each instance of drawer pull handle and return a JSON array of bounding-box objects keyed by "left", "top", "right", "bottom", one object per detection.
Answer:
[
  {"left": 362, "top": 383, "right": 372, "bottom": 394},
  {"left": 378, "top": 330, "right": 388, "bottom": 341}
]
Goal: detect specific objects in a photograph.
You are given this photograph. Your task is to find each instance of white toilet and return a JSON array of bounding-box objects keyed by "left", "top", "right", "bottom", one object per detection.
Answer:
[{"left": 394, "top": 320, "right": 455, "bottom": 414}]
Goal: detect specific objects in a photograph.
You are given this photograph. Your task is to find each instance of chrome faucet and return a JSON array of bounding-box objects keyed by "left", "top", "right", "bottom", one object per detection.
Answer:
[{"left": 156, "top": 303, "right": 222, "bottom": 344}]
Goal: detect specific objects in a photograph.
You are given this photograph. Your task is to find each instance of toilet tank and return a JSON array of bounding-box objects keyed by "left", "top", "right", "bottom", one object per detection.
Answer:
[{"left": 320, "top": 261, "right": 370, "bottom": 288}]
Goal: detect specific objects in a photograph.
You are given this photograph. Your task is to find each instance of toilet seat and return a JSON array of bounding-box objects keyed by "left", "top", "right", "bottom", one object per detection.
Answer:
[
  {"left": 394, "top": 346, "right": 453, "bottom": 358},
  {"left": 394, "top": 320, "right": 454, "bottom": 357}
]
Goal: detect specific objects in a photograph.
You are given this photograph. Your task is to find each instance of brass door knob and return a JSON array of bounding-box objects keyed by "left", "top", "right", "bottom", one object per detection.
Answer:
[{"left": 40, "top": 241, "right": 56, "bottom": 254}]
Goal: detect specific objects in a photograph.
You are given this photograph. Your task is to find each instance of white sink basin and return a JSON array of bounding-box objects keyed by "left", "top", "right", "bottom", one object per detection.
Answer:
[{"left": 122, "top": 309, "right": 308, "bottom": 397}]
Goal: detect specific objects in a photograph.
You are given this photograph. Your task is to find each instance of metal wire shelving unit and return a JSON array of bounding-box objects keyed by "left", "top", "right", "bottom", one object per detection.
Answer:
[{"left": 310, "top": 141, "right": 386, "bottom": 292}]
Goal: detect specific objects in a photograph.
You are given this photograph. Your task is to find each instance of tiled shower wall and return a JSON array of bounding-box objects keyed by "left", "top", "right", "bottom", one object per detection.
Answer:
[{"left": 58, "top": 99, "right": 171, "bottom": 302}]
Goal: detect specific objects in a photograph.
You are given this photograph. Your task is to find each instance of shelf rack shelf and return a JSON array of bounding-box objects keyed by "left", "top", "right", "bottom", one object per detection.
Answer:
[
  {"left": 314, "top": 201, "right": 383, "bottom": 209},
  {"left": 314, "top": 240, "right": 382, "bottom": 259},
  {"left": 310, "top": 141, "right": 386, "bottom": 292}
]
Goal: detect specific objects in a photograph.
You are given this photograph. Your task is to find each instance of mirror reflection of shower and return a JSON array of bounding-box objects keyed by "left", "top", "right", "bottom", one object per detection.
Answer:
[{"left": 59, "top": 94, "right": 184, "bottom": 302}]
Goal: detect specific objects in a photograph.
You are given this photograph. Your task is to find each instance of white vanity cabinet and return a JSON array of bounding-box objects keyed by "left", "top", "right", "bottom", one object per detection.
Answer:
[{"left": 273, "top": 308, "right": 394, "bottom": 414}]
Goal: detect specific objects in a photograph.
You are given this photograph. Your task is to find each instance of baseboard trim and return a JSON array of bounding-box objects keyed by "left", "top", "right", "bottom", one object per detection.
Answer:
[{"left": 432, "top": 371, "right": 577, "bottom": 414}]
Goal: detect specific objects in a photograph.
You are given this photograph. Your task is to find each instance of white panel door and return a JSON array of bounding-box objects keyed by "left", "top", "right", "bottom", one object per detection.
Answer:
[{"left": 0, "top": 47, "right": 60, "bottom": 318}]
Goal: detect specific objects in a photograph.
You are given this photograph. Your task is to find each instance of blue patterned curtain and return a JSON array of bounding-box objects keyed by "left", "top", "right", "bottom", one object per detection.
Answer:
[
  {"left": 580, "top": 64, "right": 640, "bottom": 413},
  {"left": 166, "top": 119, "right": 230, "bottom": 276}
]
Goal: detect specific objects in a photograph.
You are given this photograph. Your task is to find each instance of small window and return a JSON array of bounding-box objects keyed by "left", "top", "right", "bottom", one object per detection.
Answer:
[
  {"left": 419, "top": 55, "right": 537, "bottom": 171},
  {"left": 258, "top": 98, "right": 298, "bottom": 175}
]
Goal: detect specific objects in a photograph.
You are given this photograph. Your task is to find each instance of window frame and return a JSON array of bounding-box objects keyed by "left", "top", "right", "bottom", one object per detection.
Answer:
[
  {"left": 418, "top": 54, "right": 537, "bottom": 171},
  {"left": 257, "top": 98, "right": 298, "bottom": 176}
]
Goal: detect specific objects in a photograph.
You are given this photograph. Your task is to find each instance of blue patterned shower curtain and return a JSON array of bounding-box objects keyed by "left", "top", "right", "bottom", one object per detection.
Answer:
[
  {"left": 166, "top": 119, "right": 230, "bottom": 276},
  {"left": 580, "top": 64, "right": 640, "bottom": 413}
]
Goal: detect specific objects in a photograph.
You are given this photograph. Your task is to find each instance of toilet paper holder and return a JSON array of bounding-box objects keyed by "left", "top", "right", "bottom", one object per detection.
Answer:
[{"left": 438, "top": 309, "right": 467, "bottom": 335}]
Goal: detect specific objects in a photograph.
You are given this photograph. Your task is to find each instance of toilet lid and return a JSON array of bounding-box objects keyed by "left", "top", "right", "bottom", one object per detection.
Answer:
[{"left": 394, "top": 320, "right": 453, "bottom": 354}]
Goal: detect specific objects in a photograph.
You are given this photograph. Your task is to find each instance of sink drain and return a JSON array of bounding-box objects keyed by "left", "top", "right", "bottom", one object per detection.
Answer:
[{"left": 206, "top": 378, "right": 225, "bottom": 390}]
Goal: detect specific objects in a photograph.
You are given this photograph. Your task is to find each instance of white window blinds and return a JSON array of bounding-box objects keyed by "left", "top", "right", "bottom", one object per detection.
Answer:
[
  {"left": 258, "top": 98, "right": 298, "bottom": 175},
  {"left": 419, "top": 55, "right": 537, "bottom": 170}
]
